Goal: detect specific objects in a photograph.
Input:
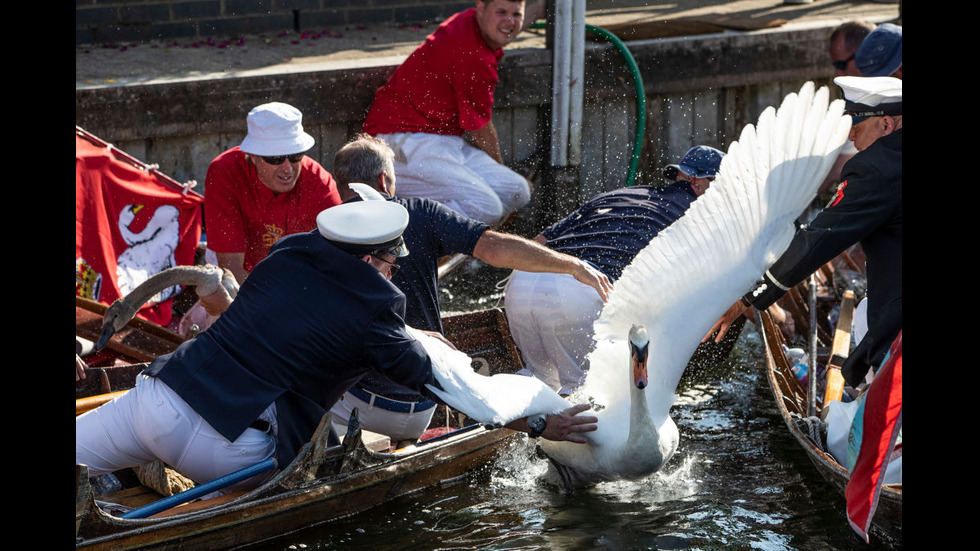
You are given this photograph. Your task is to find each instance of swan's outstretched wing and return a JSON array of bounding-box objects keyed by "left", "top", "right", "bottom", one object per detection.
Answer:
[
  {"left": 413, "top": 327, "right": 571, "bottom": 427},
  {"left": 582, "top": 82, "right": 851, "bottom": 410}
]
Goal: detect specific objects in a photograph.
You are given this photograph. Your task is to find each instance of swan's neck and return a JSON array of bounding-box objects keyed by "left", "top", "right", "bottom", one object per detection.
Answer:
[
  {"left": 112, "top": 266, "right": 217, "bottom": 325},
  {"left": 626, "top": 325, "right": 656, "bottom": 443},
  {"left": 628, "top": 383, "right": 654, "bottom": 441}
]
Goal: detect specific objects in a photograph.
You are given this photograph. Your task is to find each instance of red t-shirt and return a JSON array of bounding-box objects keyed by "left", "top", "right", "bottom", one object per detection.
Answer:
[
  {"left": 204, "top": 147, "right": 341, "bottom": 273},
  {"left": 362, "top": 8, "right": 504, "bottom": 136}
]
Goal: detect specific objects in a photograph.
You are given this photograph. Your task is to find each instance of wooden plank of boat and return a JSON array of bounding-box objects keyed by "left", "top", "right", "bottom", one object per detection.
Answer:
[
  {"left": 755, "top": 271, "right": 902, "bottom": 545},
  {"left": 75, "top": 308, "right": 527, "bottom": 550},
  {"left": 76, "top": 296, "right": 184, "bottom": 363}
]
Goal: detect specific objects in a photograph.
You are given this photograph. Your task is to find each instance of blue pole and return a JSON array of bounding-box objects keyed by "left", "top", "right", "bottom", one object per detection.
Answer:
[{"left": 120, "top": 457, "right": 277, "bottom": 519}]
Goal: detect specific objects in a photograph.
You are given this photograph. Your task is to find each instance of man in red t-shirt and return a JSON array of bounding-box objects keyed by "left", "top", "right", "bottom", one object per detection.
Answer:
[
  {"left": 362, "top": 0, "right": 535, "bottom": 226},
  {"left": 205, "top": 102, "right": 342, "bottom": 283}
]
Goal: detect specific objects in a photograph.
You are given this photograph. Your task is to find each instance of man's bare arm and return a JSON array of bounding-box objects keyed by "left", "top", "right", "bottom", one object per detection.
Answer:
[{"left": 472, "top": 230, "right": 613, "bottom": 301}]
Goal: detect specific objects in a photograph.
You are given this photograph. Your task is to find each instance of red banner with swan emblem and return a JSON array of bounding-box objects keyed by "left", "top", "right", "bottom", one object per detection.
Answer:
[{"left": 75, "top": 128, "right": 204, "bottom": 327}]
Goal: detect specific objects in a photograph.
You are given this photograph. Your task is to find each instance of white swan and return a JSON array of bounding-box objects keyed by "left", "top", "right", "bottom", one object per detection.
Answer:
[
  {"left": 536, "top": 82, "right": 851, "bottom": 488},
  {"left": 414, "top": 327, "right": 571, "bottom": 427},
  {"left": 97, "top": 264, "right": 239, "bottom": 350}
]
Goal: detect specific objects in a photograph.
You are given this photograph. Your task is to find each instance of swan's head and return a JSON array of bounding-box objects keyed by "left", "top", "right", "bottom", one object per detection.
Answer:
[
  {"left": 629, "top": 324, "right": 649, "bottom": 390},
  {"left": 97, "top": 299, "right": 132, "bottom": 351}
]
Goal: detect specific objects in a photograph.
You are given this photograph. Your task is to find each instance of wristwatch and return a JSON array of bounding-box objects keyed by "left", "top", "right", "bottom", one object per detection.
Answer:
[{"left": 527, "top": 414, "right": 547, "bottom": 438}]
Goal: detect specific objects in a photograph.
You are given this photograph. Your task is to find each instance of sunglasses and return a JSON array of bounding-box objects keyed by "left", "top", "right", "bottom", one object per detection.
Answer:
[
  {"left": 260, "top": 152, "right": 306, "bottom": 165},
  {"left": 831, "top": 54, "right": 855, "bottom": 71},
  {"left": 372, "top": 255, "right": 400, "bottom": 278}
]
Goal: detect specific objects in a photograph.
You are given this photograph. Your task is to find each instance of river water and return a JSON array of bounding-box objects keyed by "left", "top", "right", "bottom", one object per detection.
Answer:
[{"left": 250, "top": 263, "right": 898, "bottom": 551}]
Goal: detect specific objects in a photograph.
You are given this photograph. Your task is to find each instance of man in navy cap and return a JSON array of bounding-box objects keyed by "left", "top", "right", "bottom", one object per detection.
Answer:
[
  {"left": 76, "top": 199, "right": 598, "bottom": 495},
  {"left": 503, "top": 146, "right": 725, "bottom": 395},
  {"left": 708, "top": 76, "right": 902, "bottom": 389},
  {"left": 855, "top": 23, "right": 902, "bottom": 79}
]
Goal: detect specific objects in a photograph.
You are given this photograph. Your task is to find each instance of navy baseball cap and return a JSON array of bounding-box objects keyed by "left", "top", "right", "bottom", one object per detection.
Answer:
[
  {"left": 855, "top": 23, "right": 902, "bottom": 77},
  {"left": 664, "top": 145, "right": 725, "bottom": 180}
]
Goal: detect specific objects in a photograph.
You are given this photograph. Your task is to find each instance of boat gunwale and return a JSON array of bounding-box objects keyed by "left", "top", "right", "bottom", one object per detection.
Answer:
[{"left": 77, "top": 419, "right": 520, "bottom": 548}]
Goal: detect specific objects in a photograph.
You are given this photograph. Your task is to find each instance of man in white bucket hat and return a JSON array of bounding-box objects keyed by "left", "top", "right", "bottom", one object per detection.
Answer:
[
  {"left": 204, "top": 102, "right": 342, "bottom": 284},
  {"left": 77, "top": 198, "right": 597, "bottom": 494}
]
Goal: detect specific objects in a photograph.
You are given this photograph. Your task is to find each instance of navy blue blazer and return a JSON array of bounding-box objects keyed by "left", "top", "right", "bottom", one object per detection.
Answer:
[{"left": 147, "top": 230, "right": 441, "bottom": 467}]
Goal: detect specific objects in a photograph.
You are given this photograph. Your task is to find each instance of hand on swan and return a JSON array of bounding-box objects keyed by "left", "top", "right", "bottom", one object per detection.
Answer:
[
  {"left": 703, "top": 299, "right": 748, "bottom": 344},
  {"left": 571, "top": 259, "right": 613, "bottom": 303},
  {"left": 198, "top": 287, "right": 234, "bottom": 317},
  {"left": 507, "top": 404, "right": 598, "bottom": 443}
]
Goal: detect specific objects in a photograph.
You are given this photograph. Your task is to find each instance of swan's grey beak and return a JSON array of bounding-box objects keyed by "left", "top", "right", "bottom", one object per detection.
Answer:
[
  {"left": 629, "top": 324, "right": 649, "bottom": 389},
  {"left": 96, "top": 319, "right": 116, "bottom": 351}
]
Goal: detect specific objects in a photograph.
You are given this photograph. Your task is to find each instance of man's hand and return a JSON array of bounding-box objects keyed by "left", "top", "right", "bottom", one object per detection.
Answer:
[
  {"left": 571, "top": 260, "right": 613, "bottom": 303},
  {"left": 540, "top": 404, "right": 598, "bottom": 443},
  {"left": 703, "top": 300, "right": 748, "bottom": 343},
  {"left": 418, "top": 329, "right": 458, "bottom": 350},
  {"left": 198, "top": 288, "right": 234, "bottom": 317},
  {"left": 76, "top": 354, "right": 88, "bottom": 381}
]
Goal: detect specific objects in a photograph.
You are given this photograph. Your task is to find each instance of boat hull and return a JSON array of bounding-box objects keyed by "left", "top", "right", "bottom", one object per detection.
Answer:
[{"left": 756, "top": 284, "right": 901, "bottom": 545}]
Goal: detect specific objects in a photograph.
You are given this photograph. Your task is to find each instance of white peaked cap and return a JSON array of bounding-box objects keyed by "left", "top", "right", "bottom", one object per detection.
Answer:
[{"left": 316, "top": 200, "right": 410, "bottom": 257}]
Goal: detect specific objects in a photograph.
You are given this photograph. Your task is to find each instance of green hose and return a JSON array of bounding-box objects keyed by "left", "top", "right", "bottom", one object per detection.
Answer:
[{"left": 531, "top": 21, "right": 646, "bottom": 187}]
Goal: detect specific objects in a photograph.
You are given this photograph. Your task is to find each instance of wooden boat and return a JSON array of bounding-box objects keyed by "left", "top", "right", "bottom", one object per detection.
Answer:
[
  {"left": 754, "top": 254, "right": 901, "bottom": 545},
  {"left": 76, "top": 294, "right": 184, "bottom": 409},
  {"left": 76, "top": 308, "right": 530, "bottom": 550}
]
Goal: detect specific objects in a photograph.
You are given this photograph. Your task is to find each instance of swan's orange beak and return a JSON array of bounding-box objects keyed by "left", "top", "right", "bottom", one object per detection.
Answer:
[{"left": 629, "top": 325, "right": 649, "bottom": 390}]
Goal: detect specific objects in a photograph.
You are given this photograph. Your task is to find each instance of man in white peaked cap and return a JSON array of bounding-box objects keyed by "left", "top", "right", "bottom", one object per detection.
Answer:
[
  {"left": 78, "top": 199, "right": 597, "bottom": 495},
  {"left": 709, "top": 76, "right": 901, "bottom": 389}
]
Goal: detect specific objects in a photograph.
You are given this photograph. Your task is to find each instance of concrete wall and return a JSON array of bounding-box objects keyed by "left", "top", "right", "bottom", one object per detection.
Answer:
[
  {"left": 76, "top": 0, "right": 472, "bottom": 45},
  {"left": 75, "top": 23, "right": 840, "bottom": 233}
]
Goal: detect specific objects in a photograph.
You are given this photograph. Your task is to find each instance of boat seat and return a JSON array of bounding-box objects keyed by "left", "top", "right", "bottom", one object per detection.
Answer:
[{"left": 331, "top": 424, "right": 391, "bottom": 452}]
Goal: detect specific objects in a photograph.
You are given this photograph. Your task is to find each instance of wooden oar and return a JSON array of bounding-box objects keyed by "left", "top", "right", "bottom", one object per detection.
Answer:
[
  {"left": 822, "top": 289, "right": 856, "bottom": 405},
  {"left": 77, "top": 390, "right": 129, "bottom": 416}
]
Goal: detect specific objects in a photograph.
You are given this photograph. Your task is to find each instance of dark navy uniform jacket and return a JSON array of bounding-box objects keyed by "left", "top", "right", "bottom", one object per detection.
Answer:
[
  {"left": 146, "top": 230, "right": 441, "bottom": 468},
  {"left": 354, "top": 196, "right": 488, "bottom": 402},
  {"left": 542, "top": 181, "right": 698, "bottom": 282},
  {"left": 746, "top": 128, "right": 902, "bottom": 386}
]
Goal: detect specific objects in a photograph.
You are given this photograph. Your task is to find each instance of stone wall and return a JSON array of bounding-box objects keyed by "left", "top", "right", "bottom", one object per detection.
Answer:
[{"left": 76, "top": 0, "right": 472, "bottom": 45}]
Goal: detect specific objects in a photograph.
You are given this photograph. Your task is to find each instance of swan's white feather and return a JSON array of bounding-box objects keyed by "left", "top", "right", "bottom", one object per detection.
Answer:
[
  {"left": 348, "top": 182, "right": 387, "bottom": 201},
  {"left": 412, "top": 327, "right": 571, "bottom": 427},
  {"left": 537, "top": 82, "right": 850, "bottom": 486}
]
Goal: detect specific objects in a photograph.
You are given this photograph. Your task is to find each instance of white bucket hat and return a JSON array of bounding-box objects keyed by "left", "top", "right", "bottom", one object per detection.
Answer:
[{"left": 239, "top": 102, "right": 315, "bottom": 156}]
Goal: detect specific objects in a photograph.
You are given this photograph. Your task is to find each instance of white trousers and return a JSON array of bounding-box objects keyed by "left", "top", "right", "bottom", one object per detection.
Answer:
[
  {"left": 377, "top": 132, "right": 531, "bottom": 226},
  {"left": 504, "top": 270, "right": 604, "bottom": 395},
  {"left": 75, "top": 374, "right": 278, "bottom": 494},
  {"left": 330, "top": 389, "right": 436, "bottom": 442}
]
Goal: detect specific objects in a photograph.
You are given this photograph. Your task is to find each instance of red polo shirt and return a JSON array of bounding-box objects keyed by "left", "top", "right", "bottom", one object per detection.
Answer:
[
  {"left": 204, "top": 147, "right": 341, "bottom": 273},
  {"left": 362, "top": 8, "right": 504, "bottom": 136}
]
